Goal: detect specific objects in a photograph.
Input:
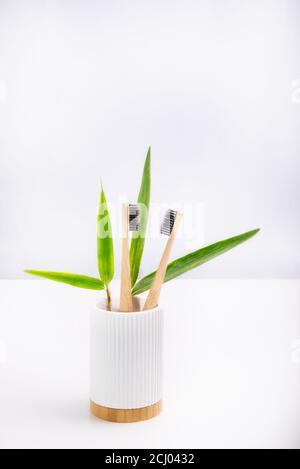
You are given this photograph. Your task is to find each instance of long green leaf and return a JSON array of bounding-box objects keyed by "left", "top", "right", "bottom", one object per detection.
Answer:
[
  {"left": 24, "top": 271, "right": 104, "bottom": 290},
  {"left": 132, "top": 228, "right": 260, "bottom": 296},
  {"left": 130, "top": 147, "right": 151, "bottom": 286},
  {"left": 97, "top": 185, "right": 114, "bottom": 286}
]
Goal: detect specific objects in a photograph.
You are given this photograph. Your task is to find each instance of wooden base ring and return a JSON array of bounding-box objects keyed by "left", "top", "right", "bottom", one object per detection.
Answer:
[{"left": 90, "top": 400, "right": 163, "bottom": 423}]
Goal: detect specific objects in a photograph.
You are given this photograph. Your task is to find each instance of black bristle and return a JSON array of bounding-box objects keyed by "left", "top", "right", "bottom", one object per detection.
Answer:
[
  {"left": 160, "top": 209, "right": 177, "bottom": 236},
  {"left": 129, "top": 204, "right": 140, "bottom": 231}
]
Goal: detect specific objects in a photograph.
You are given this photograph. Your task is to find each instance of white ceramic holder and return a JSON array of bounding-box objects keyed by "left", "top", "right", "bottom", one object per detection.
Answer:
[{"left": 90, "top": 298, "right": 164, "bottom": 423}]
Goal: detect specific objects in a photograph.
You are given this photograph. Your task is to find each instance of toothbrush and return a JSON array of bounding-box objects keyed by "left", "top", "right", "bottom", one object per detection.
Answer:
[
  {"left": 120, "top": 203, "right": 140, "bottom": 312},
  {"left": 143, "top": 209, "right": 182, "bottom": 311}
]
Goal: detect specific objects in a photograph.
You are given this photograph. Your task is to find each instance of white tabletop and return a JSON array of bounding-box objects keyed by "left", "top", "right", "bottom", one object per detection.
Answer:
[{"left": 0, "top": 279, "right": 299, "bottom": 449}]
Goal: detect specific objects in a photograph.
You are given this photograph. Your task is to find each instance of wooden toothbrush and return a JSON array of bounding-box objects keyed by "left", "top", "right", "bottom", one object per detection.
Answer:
[
  {"left": 120, "top": 203, "right": 140, "bottom": 312},
  {"left": 143, "top": 209, "right": 182, "bottom": 311}
]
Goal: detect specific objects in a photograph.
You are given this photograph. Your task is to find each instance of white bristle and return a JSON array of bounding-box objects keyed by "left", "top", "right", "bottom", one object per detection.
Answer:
[
  {"left": 129, "top": 204, "right": 140, "bottom": 231},
  {"left": 160, "top": 209, "right": 177, "bottom": 236}
]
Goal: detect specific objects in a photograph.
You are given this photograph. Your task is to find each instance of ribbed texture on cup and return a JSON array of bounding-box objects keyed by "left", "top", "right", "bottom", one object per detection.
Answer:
[{"left": 90, "top": 305, "right": 163, "bottom": 410}]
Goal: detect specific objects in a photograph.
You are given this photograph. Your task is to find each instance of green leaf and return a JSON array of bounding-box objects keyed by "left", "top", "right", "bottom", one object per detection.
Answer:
[
  {"left": 97, "top": 185, "right": 115, "bottom": 286},
  {"left": 24, "top": 271, "right": 105, "bottom": 290},
  {"left": 132, "top": 229, "right": 260, "bottom": 296},
  {"left": 130, "top": 147, "right": 151, "bottom": 286}
]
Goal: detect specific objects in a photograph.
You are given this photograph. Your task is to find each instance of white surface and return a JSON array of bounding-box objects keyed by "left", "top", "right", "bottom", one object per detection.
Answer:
[
  {"left": 90, "top": 300, "right": 163, "bottom": 409},
  {"left": 1, "top": 0, "right": 300, "bottom": 279},
  {"left": 0, "top": 279, "right": 300, "bottom": 449}
]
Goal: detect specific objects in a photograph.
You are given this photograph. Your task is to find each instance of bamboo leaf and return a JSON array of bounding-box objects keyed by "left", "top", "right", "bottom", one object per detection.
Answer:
[
  {"left": 130, "top": 147, "right": 151, "bottom": 286},
  {"left": 24, "top": 271, "right": 104, "bottom": 290},
  {"left": 132, "top": 228, "right": 260, "bottom": 296},
  {"left": 97, "top": 185, "right": 115, "bottom": 286}
]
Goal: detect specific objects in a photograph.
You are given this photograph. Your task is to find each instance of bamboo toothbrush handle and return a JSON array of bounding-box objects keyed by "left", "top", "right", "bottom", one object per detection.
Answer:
[
  {"left": 120, "top": 204, "right": 134, "bottom": 312},
  {"left": 143, "top": 213, "right": 182, "bottom": 311}
]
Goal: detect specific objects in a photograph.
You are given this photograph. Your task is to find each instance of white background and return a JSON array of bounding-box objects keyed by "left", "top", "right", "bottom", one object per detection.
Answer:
[
  {"left": 0, "top": 0, "right": 300, "bottom": 280},
  {"left": 1, "top": 1, "right": 300, "bottom": 450}
]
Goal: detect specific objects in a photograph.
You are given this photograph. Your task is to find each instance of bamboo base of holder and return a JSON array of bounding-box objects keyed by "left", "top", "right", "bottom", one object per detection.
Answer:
[{"left": 90, "top": 400, "right": 163, "bottom": 423}]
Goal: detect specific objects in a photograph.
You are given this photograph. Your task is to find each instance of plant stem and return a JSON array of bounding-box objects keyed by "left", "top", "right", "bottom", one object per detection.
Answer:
[{"left": 106, "top": 285, "right": 112, "bottom": 311}]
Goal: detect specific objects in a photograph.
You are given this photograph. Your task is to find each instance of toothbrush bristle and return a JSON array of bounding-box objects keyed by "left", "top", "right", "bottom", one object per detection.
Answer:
[
  {"left": 160, "top": 209, "right": 177, "bottom": 236},
  {"left": 129, "top": 204, "right": 140, "bottom": 231}
]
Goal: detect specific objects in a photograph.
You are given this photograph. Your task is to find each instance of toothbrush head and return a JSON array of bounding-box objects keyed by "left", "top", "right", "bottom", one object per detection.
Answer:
[
  {"left": 160, "top": 209, "right": 177, "bottom": 236},
  {"left": 128, "top": 204, "right": 140, "bottom": 231}
]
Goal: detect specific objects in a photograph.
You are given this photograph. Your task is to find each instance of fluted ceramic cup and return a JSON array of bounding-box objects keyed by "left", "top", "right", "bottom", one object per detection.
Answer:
[{"left": 90, "top": 298, "right": 163, "bottom": 423}]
